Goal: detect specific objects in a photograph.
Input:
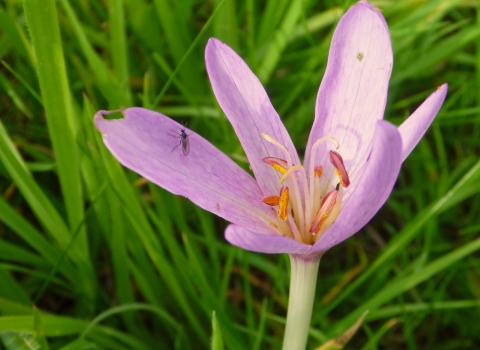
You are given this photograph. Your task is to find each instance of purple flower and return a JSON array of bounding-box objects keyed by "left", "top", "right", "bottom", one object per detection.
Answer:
[{"left": 94, "top": 1, "right": 446, "bottom": 259}]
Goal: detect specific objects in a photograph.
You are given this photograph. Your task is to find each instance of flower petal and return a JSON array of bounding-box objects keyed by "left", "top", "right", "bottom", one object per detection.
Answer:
[
  {"left": 398, "top": 84, "right": 448, "bottom": 162},
  {"left": 205, "top": 38, "right": 300, "bottom": 197},
  {"left": 225, "top": 224, "right": 311, "bottom": 255},
  {"left": 310, "top": 120, "right": 402, "bottom": 254},
  {"left": 95, "top": 107, "right": 281, "bottom": 235},
  {"left": 305, "top": 1, "right": 393, "bottom": 183}
]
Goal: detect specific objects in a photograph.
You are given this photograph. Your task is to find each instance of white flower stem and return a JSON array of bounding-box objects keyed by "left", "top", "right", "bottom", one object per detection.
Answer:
[{"left": 282, "top": 254, "right": 321, "bottom": 350}]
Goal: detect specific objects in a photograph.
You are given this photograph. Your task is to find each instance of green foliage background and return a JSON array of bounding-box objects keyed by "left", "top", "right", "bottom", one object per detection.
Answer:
[{"left": 0, "top": 0, "right": 479, "bottom": 349}]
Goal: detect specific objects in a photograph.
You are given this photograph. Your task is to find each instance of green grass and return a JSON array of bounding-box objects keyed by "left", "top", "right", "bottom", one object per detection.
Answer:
[{"left": 0, "top": 0, "right": 479, "bottom": 349}]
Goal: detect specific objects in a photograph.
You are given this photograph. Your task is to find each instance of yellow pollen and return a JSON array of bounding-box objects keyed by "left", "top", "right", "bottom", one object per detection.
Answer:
[
  {"left": 268, "top": 162, "right": 287, "bottom": 174},
  {"left": 278, "top": 187, "right": 289, "bottom": 221},
  {"left": 314, "top": 166, "right": 323, "bottom": 178},
  {"left": 314, "top": 212, "right": 330, "bottom": 234},
  {"left": 335, "top": 168, "right": 346, "bottom": 187}
]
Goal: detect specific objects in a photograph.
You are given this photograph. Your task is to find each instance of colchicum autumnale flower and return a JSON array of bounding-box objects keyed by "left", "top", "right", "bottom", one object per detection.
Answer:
[
  {"left": 95, "top": 1, "right": 446, "bottom": 348},
  {"left": 95, "top": 3, "right": 446, "bottom": 259}
]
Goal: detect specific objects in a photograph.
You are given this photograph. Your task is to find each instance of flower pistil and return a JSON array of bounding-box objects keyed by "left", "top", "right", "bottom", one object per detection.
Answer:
[{"left": 261, "top": 133, "right": 351, "bottom": 245}]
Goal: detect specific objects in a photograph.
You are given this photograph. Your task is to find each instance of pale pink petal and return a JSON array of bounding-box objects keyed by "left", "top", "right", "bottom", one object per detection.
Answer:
[
  {"left": 225, "top": 224, "right": 310, "bottom": 255},
  {"left": 95, "top": 108, "right": 280, "bottom": 235},
  {"left": 305, "top": 1, "right": 393, "bottom": 183},
  {"left": 205, "top": 38, "right": 300, "bottom": 197},
  {"left": 398, "top": 84, "right": 448, "bottom": 162},
  {"left": 310, "top": 120, "right": 402, "bottom": 253}
]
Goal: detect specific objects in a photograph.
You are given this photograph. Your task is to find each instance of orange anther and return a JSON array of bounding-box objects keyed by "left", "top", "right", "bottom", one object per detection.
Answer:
[
  {"left": 262, "top": 195, "right": 280, "bottom": 206},
  {"left": 263, "top": 157, "right": 289, "bottom": 174},
  {"left": 309, "top": 189, "right": 338, "bottom": 234},
  {"left": 314, "top": 166, "right": 323, "bottom": 178},
  {"left": 278, "top": 186, "right": 289, "bottom": 221},
  {"left": 329, "top": 151, "right": 350, "bottom": 187}
]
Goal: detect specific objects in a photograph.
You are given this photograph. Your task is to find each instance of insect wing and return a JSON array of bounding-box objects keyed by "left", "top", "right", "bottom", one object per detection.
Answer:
[{"left": 182, "top": 136, "right": 190, "bottom": 155}]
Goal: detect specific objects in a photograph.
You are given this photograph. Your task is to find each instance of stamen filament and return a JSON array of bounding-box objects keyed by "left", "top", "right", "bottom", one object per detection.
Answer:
[
  {"left": 279, "top": 165, "right": 303, "bottom": 183},
  {"left": 262, "top": 133, "right": 307, "bottom": 237},
  {"left": 261, "top": 133, "right": 293, "bottom": 168},
  {"left": 279, "top": 165, "right": 312, "bottom": 238},
  {"left": 287, "top": 215, "right": 303, "bottom": 243},
  {"left": 308, "top": 136, "right": 339, "bottom": 223}
]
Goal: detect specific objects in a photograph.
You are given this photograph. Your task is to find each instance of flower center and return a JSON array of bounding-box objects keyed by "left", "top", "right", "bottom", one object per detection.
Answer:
[{"left": 261, "top": 134, "right": 350, "bottom": 245}]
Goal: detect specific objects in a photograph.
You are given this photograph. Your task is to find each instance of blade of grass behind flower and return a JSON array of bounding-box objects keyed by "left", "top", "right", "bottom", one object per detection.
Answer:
[
  {"left": 109, "top": 0, "right": 132, "bottom": 105},
  {"left": 33, "top": 306, "right": 50, "bottom": 350},
  {"left": 57, "top": 0, "right": 127, "bottom": 107},
  {"left": 0, "top": 121, "right": 87, "bottom": 265},
  {"left": 150, "top": 0, "right": 225, "bottom": 109},
  {"left": 392, "top": 26, "right": 480, "bottom": 84},
  {"left": 0, "top": 72, "right": 32, "bottom": 118},
  {"left": 0, "top": 332, "right": 39, "bottom": 350},
  {"left": 211, "top": 311, "right": 225, "bottom": 350},
  {"left": 0, "top": 268, "right": 30, "bottom": 305},
  {"left": 0, "top": 314, "right": 149, "bottom": 349},
  {"left": 369, "top": 300, "right": 480, "bottom": 322},
  {"left": 1, "top": 61, "right": 42, "bottom": 105},
  {"left": 256, "top": 0, "right": 290, "bottom": 46},
  {"left": 146, "top": 196, "right": 244, "bottom": 345},
  {"left": 320, "top": 158, "right": 480, "bottom": 317},
  {"left": 213, "top": 0, "right": 239, "bottom": 51},
  {"left": 152, "top": 0, "right": 202, "bottom": 96},
  {"left": 0, "top": 196, "right": 76, "bottom": 277},
  {"left": 78, "top": 304, "right": 180, "bottom": 341},
  {"left": 119, "top": 198, "right": 207, "bottom": 342},
  {"left": 0, "top": 9, "right": 33, "bottom": 63},
  {"left": 333, "top": 236, "right": 480, "bottom": 334},
  {"left": 182, "top": 233, "right": 219, "bottom": 309},
  {"left": 257, "top": 0, "right": 306, "bottom": 83},
  {"left": 289, "top": 7, "right": 342, "bottom": 42},
  {"left": 0, "top": 242, "right": 48, "bottom": 268},
  {"left": 78, "top": 98, "right": 112, "bottom": 234},
  {"left": 252, "top": 299, "right": 269, "bottom": 350},
  {"left": 0, "top": 301, "right": 149, "bottom": 349},
  {"left": 194, "top": 205, "right": 221, "bottom": 279},
  {"left": 246, "top": 0, "right": 256, "bottom": 67},
  {"left": 23, "top": 0, "right": 95, "bottom": 302},
  {"left": 151, "top": 52, "right": 202, "bottom": 116}
]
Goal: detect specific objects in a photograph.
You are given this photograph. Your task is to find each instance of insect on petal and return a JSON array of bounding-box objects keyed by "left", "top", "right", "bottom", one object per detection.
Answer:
[{"left": 182, "top": 136, "right": 190, "bottom": 155}]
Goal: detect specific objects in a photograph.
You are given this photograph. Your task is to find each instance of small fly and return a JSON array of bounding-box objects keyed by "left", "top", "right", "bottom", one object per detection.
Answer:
[{"left": 171, "top": 123, "right": 191, "bottom": 156}]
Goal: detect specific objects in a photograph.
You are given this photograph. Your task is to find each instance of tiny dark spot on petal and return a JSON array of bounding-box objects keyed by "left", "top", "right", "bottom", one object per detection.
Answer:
[
  {"left": 357, "top": 52, "right": 364, "bottom": 61},
  {"left": 216, "top": 203, "right": 221, "bottom": 211}
]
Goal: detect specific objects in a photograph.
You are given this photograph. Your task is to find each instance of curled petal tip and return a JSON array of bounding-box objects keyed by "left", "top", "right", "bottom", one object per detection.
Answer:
[{"left": 94, "top": 109, "right": 125, "bottom": 133}]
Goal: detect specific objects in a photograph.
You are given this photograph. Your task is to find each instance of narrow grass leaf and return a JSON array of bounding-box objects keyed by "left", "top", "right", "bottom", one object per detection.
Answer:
[
  {"left": 109, "top": 0, "right": 132, "bottom": 105},
  {"left": 211, "top": 311, "right": 225, "bottom": 350},
  {"left": 151, "top": 0, "right": 226, "bottom": 108},
  {"left": 334, "top": 237, "right": 480, "bottom": 332},
  {"left": 322, "top": 159, "right": 480, "bottom": 316},
  {"left": 257, "top": 0, "right": 306, "bottom": 83}
]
